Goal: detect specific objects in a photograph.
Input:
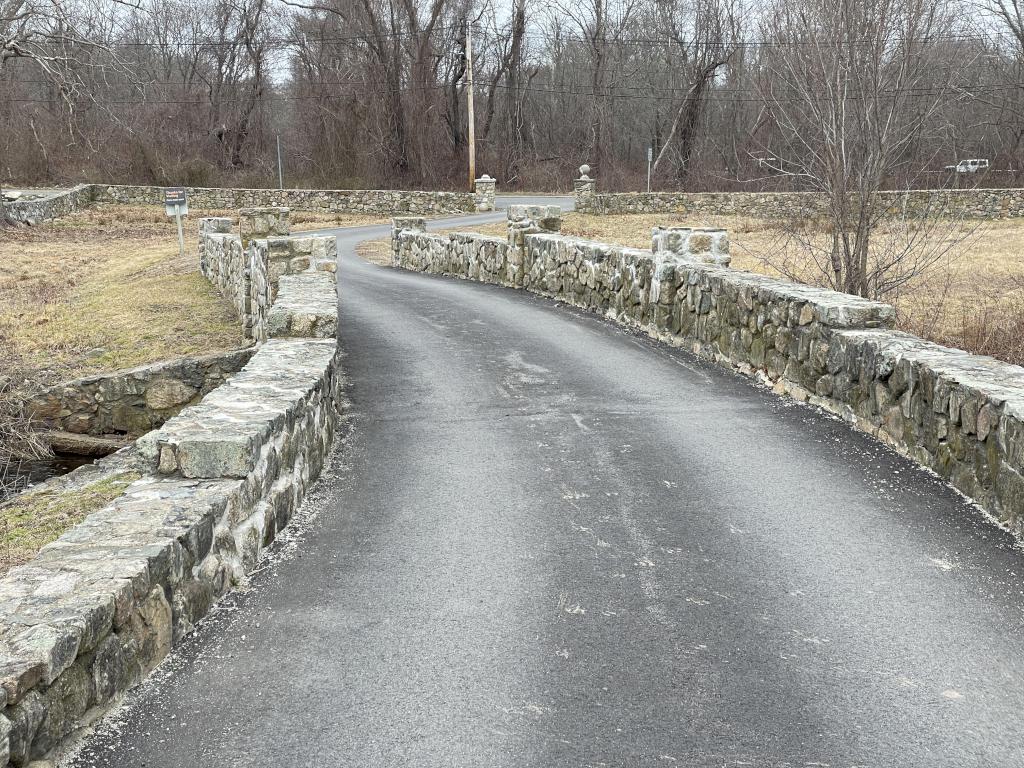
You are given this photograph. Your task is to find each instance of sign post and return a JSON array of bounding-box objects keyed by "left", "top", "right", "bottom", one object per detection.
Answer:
[
  {"left": 647, "top": 146, "right": 653, "bottom": 193},
  {"left": 164, "top": 187, "right": 188, "bottom": 259}
]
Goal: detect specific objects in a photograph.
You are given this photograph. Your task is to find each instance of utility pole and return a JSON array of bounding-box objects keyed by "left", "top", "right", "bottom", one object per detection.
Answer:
[{"left": 466, "top": 20, "right": 476, "bottom": 192}]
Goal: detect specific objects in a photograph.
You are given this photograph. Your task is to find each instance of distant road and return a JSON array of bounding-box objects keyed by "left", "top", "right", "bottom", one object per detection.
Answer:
[{"left": 70, "top": 200, "right": 1024, "bottom": 768}]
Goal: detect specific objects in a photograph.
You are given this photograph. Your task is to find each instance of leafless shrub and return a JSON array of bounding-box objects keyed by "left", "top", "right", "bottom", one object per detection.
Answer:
[
  {"left": 903, "top": 270, "right": 1024, "bottom": 366},
  {"left": 0, "top": 326, "right": 49, "bottom": 500},
  {"left": 751, "top": 205, "right": 979, "bottom": 303}
]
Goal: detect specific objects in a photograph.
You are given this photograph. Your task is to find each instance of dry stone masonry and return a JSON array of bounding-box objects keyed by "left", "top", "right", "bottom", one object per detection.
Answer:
[
  {"left": 266, "top": 274, "right": 338, "bottom": 339},
  {"left": 199, "top": 210, "right": 338, "bottom": 342},
  {"left": 393, "top": 206, "right": 1024, "bottom": 538},
  {"left": 240, "top": 207, "right": 290, "bottom": 243},
  {"left": 0, "top": 210, "right": 342, "bottom": 766},
  {"left": 27, "top": 349, "right": 254, "bottom": 438},
  {"left": 573, "top": 183, "right": 1024, "bottom": 220},
  {"left": 93, "top": 184, "right": 491, "bottom": 215},
  {"left": 2, "top": 185, "right": 93, "bottom": 225},
  {"left": 3, "top": 181, "right": 500, "bottom": 224}
]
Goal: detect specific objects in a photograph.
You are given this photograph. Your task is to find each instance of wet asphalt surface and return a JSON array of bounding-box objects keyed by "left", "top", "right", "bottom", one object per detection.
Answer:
[{"left": 68, "top": 200, "right": 1024, "bottom": 767}]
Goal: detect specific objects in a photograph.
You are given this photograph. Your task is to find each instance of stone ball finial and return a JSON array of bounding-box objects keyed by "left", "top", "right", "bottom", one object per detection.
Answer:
[
  {"left": 479, "top": 174, "right": 494, "bottom": 181},
  {"left": 579, "top": 164, "right": 591, "bottom": 177}
]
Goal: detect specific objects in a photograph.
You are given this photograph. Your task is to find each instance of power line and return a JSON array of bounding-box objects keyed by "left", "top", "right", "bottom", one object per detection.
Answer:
[
  {"left": 2, "top": 79, "right": 1021, "bottom": 106},
  {"left": 20, "top": 26, "right": 1024, "bottom": 52}
]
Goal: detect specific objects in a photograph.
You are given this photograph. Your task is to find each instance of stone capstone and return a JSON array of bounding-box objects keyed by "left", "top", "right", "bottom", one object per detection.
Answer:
[{"left": 266, "top": 274, "right": 338, "bottom": 339}]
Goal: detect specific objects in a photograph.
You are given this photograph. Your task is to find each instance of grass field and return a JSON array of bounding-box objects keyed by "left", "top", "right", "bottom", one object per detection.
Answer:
[{"left": 0, "top": 204, "right": 387, "bottom": 381}]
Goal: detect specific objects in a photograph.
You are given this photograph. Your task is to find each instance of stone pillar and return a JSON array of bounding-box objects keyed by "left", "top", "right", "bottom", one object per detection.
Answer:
[
  {"left": 474, "top": 175, "right": 497, "bottom": 212},
  {"left": 574, "top": 165, "right": 596, "bottom": 211},
  {"left": 392, "top": 216, "right": 427, "bottom": 265},
  {"left": 651, "top": 226, "right": 691, "bottom": 256},
  {"left": 199, "top": 217, "right": 233, "bottom": 235},
  {"left": 507, "top": 205, "right": 562, "bottom": 249},
  {"left": 198, "top": 217, "right": 233, "bottom": 277},
  {"left": 652, "top": 225, "right": 730, "bottom": 267},
  {"left": 240, "top": 207, "right": 291, "bottom": 244}
]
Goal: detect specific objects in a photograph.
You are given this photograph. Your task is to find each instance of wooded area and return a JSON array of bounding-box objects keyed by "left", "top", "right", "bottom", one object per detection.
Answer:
[{"left": 3, "top": 0, "right": 1024, "bottom": 192}]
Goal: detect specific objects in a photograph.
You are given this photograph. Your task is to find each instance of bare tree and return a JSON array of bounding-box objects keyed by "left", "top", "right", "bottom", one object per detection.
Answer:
[
  {"left": 757, "top": 0, "right": 975, "bottom": 298},
  {"left": 649, "top": 0, "right": 741, "bottom": 184}
]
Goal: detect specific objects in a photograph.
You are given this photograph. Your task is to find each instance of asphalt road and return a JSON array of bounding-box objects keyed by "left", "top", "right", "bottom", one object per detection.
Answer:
[{"left": 70, "top": 204, "right": 1024, "bottom": 767}]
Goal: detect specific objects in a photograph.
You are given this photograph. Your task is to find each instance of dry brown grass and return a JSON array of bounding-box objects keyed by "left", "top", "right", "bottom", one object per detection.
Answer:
[
  {"left": 288, "top": 211, "right": 390, "bottom": 231},
  {"left": 0, "top": 204, "right": 250, "bottom": 380},
  {"left": 355, "top": 239, "right": 393, "bottom": 266}
]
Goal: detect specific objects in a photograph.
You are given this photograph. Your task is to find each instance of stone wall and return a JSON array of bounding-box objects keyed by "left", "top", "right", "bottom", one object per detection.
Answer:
[
  {"left": 199, "top": 215, "right": 338, "bottom": 342},
  {"left": 27, "top": 349, "right": 254, "bottom": 438},
  {"left": 0, "top": 340, "right": 341, "bottom": 767},
  {"left": 2, "top": 185, "right": 94, "bottom": 225},
  {"left": 392, "top": 210, "right": 1024, "bottom": 536},
  {"left": 0, "top": 218, "right": 342, "bottom": 766},
  {"left": 574, "top": 185, "right": 1024, "bottom": 220},
  {"left": 93, "top": 184, "right": 489, "bottom": 214},
  {"left": 240, "top": 207, "right": 290, "bottom": 243},
  {"left": 199, "top": 228, "right": 257, "bottom": 338}
]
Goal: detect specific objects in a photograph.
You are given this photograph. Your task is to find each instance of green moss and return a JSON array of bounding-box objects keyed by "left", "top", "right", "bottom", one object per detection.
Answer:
[{"left": 1, "top": 471, "right": 140, "bottom": 574}]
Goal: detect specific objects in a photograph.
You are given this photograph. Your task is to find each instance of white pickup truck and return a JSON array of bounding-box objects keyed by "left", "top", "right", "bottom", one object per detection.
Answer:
[{"left": 945, "top": 159, "right": 991, "bottom": 173}]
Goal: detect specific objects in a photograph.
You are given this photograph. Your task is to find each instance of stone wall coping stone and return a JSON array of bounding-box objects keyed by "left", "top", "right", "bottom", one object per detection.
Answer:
[
  {"left": 266, "top": 274, "right": 339, "bottom": 340},
  {"left": 136, "top": 339, "right": 337, "bottom": 478},
  {"left": 836, "top": 328, "right": 1024, "bottom": 414}
]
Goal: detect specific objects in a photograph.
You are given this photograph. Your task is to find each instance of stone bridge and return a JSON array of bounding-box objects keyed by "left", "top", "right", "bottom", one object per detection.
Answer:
[{"left": 4, "top": 195, "right": 1024, "bottom": 767}]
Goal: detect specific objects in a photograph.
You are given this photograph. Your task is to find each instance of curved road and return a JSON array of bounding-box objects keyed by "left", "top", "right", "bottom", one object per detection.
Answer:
[{"left": 71, "top": 202, "right": 1024, "bottom": 767}]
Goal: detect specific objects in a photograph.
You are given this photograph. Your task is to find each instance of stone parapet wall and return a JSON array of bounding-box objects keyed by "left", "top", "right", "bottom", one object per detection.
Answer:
[
  {"left": 811, "top": 330, "right": 1024, "bottom": 520},
  {"left": 199, "top": 217, "right": 337, "bottom": 342},
  {"left": 0, "top": 341, "right": 341, "bottom": 767},
  {"left": 0, "top": 215, "right": 342, "bottom": 765},
  {"left": 394, "top": 224, "right": 514, "bottom": 286},
  {"left": 392, "top": 212, "right": 1024, "bottom": 537},
  {"left": 575, "top": 187, "right": 1024, "bottom": 219},
  {"left": 95, "top": 184, "right": 479, "bottom": 215},
  {"left": 27, "top": 349, "right": 254, "bottom": 438},
  {"left": 137, "top": 339, "right": 338, "bottom": 479},
  {"left": 200, "top": 231, "right": 256, "bottom": 337},
  {"left": 3, "top": 185, "right": 95, "bottom": 225}
]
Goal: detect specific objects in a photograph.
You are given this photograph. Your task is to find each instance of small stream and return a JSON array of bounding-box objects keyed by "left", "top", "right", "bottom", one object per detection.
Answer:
[{"left": 2, "top": 453, "right": 96, "bottom": 501}]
